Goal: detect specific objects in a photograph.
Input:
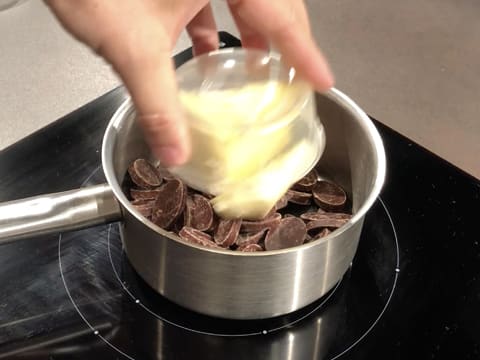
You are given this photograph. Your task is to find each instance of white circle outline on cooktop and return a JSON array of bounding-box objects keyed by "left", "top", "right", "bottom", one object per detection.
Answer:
[
  {"left": 58, "top": 233, "right": 135, "bottom": 360},
  {"left": 58, "top": 166, "right": 135, "bottom": 359},
  {"left": 58, "top": 166, "right": 400, "bottom": 358},
  {"left": 328, "top": 196, "right": 400, "bottom": 360}
]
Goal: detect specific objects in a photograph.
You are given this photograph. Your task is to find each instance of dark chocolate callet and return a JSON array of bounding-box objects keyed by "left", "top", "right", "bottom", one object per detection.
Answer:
[
  {"left": 184, "top": 194, "right": 214, "bottom": 231},
  {"left": 292, "top": 169, "right": 318, "bottom": 192},
  {"left": 240, "top": 213, "right": 281, "bottom": 234},
  {"left": 312, "top": 180, "right": 347, "bottom": 211},
  {"left": 128, "top": 159, "right": 162, "bottom": 188},
  {"left": 286, "top": 190, "right": 312, "bottom": 205},
  {"left": 265, "top": 217, "right": 307, "bottom": 251},
  {"left": 214, "top": 219, "right": 242, "bottom": 248},
  {"left": 238, "top": 243, "right": 264, "bottom": 252},
  {"left": 179, "top": 226, "right": 220, "bottom": 248},
  {"left": 151, "top": 179, "right": 186, "bottom": 229}
]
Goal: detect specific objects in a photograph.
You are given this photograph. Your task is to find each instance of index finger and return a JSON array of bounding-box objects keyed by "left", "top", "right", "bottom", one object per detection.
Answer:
[{"left": 99, "top": 26, "right": 190, "bottom": 167}]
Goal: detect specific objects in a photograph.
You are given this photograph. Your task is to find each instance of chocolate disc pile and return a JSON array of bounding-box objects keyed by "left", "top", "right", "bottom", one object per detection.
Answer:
[{"left": 125, "top": 158, "right": 352, "bottom": 252}]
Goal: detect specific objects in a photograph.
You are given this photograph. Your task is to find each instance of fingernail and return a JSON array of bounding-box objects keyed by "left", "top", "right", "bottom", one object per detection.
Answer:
[{"left": 156, "top": 145, "right": 188, "bottom": 167}]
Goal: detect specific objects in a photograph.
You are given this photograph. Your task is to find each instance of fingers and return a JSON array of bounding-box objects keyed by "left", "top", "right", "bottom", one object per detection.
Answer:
[
  {"left": 100, "top": 27, "right": 191, "bottom": 167},
  {"left": 45, "top": 0, "right": 332, "bottom": 169},
  {"left": 186, "top": 4, "right": 219, "bottom": 56},
  {"left": 271, "top": 29, "right": 334, "bottom": 92},
  {"left": 45, "top": 0, "right": 191, "bottom": 167},
  {"left": 227, "top": 0, "right": 334, "bottom": 92},
  {"left": 226, "top": 2, "right": 268, "bottom": 50}
]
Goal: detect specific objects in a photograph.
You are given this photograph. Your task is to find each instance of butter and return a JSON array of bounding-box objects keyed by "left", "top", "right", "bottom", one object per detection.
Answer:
[
  {"left": 173, "top": 80, "right": 323, "bottom": 220},
  {"left": 210, "top": 139, "right": 320, "bottom": 219}
]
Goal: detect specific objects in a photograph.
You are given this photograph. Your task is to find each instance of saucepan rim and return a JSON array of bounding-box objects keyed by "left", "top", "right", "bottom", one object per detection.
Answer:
[{"left": 102, "top": 87, "right": 386, "bottom": 256}]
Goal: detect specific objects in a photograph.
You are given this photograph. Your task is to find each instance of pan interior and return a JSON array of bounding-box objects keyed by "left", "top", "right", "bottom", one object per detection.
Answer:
[{"left": 102, "top": 89, "right": 386, "bottom": 252}]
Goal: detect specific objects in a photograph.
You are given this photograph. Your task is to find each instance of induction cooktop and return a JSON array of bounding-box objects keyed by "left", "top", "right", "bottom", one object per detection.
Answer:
[{"left": 0, "top": 32, "right": 478, "bottom": 360}]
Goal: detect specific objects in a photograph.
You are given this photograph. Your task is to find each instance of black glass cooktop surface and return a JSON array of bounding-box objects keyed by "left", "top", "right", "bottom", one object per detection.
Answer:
[{"left": 0, "top": 32, "right": 479, "bottom": 360}]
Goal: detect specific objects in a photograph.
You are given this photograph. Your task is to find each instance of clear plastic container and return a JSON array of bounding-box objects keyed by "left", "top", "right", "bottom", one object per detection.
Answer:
[{"left": 171, "top": 48, "right": 326, "bottom": 220}]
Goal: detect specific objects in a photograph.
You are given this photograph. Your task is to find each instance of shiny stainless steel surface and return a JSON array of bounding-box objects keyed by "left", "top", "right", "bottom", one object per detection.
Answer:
[
  {"left": 0, "top": 184, "right": 121, "bottom": 244},
  {"left": 0, "top": 86, "right": 385, "bottom": 318},
  {"left": 102, "top": 88, "right": 386, "bottom": 319}
]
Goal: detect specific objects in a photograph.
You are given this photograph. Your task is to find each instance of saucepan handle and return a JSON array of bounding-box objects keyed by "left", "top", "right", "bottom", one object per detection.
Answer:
[{"left": 0, "top": 184, "right": 122, "bottom": 245}]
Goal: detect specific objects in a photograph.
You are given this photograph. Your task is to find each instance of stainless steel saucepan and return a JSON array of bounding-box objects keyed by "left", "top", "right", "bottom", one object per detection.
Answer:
[{"left": 0, "top": 89, "right": 386, "bottom": 319}]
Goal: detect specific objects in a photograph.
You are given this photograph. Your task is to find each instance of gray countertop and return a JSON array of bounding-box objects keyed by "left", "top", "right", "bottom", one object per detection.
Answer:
[{"left": 1, "top": 0, "right": 478, "bottom": 178}]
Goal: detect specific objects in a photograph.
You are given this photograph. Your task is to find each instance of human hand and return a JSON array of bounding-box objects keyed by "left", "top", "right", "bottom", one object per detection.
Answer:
[{"left": 45, "top": 0, "right": 333, "bottom": 167}]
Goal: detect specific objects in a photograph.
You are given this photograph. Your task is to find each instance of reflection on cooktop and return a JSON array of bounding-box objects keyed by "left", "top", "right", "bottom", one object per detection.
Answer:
[{"left": 56, "top": 166, "right": 399, "bottom": 360}]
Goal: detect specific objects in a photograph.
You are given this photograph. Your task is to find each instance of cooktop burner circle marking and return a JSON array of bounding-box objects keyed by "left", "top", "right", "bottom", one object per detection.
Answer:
[
  {"left": 58, "top": 233, "right": 136, "bottom": 360},
  {"left": 327, "top": 196, "right": 400, "bottom": 360},
  {"left": 58, "top": 167, "right": 401, "bottom": 359}
]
